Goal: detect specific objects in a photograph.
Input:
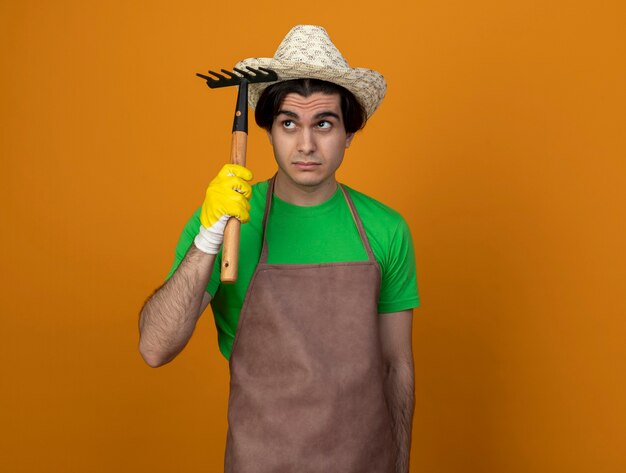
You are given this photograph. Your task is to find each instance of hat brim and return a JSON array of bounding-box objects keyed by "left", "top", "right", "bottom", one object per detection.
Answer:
[{"left": 235, "top": 57, "right": 386, "bottom": 119}]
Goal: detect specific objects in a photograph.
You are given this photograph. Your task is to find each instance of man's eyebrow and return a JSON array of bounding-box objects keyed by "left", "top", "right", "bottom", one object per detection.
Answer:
[
  {"left": 314, "top": 111, "right": 341, "bottom": 120},
  {"left": 275, "top": 110, "right": 341, "bottom": 120},
  {"left": 276, "top": 110, "right": 299, "bottom": 118}
]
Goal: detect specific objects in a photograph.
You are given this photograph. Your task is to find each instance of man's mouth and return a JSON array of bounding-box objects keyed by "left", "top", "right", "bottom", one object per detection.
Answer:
[{"left": 293, "top": 161, "right": 321, "bottom": 170}]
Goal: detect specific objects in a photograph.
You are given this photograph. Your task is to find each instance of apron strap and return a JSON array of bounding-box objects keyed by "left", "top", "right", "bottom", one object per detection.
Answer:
[
  {"left": 338, "top": 184, "right": 377, "bottom": 263},
  {"left": 258, "top": 176, "right": 275, "bottom": 264},
  {"left": 259, "top": 177, "right": 377, "bottom": 264}
]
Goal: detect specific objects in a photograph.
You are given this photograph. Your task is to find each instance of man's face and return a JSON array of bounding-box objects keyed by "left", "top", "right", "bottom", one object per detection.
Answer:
[{"left": 267, "top": 92, "right": 354, "bottom": 195}]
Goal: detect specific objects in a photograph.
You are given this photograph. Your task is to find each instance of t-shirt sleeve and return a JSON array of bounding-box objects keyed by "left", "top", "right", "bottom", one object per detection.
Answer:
[
  {"left": 164, "top": 207, "right": 221, "bottom": 297},
  {"left": 378, "top": 218, "right": 420, "bottom": 314}
]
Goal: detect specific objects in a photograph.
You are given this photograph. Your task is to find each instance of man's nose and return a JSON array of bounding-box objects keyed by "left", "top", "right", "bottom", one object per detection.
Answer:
[{"left": 297, "top": 128, "right": 316, "bottom": 155}]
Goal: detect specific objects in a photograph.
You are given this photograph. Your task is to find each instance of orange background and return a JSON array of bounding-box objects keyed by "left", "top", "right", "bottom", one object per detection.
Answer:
[{"left": 2, "top": 1, "right": 625, "bottom": 472}]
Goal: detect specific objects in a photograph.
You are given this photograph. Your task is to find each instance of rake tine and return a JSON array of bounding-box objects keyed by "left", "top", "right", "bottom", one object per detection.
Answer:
[
  {"left": 255, "top": 67, "right": 273, "bottom": 76},
  {"left": 220, "top": 69, "right": 241, "bottom": 79},
  {"left": 233, "top": 67, "right": 254, "bottom": 80},
  {"left": 243, "top": 67, "right": 266, "bottom": 77},
  {"left": 208, "top": 70, "right": 229, "bottom": 81},
  {"left": 247, "top": 66, "right": 278, "bottom": 81}
]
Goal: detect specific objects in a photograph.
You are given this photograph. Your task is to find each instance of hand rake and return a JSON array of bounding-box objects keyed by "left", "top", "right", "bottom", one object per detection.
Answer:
[{"left": 196, "top": 66, "right": 278, "bottom": 283}]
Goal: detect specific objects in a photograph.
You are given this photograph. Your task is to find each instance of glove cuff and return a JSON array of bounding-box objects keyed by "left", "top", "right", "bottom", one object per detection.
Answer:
[{"left": 194, "top": 216, "right": 229, "bottom": 255}]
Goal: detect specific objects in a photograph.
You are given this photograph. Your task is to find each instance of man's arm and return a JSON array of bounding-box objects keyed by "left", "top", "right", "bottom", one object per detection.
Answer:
[
  {"left": 379, "top": 309, "right": 414, "bottom": 473},
  {"left": 138, "top": 246, "right": 214, "bottom": 367},
  {"left": 138, "top": 163, "right": 253, "bottom": 368}
]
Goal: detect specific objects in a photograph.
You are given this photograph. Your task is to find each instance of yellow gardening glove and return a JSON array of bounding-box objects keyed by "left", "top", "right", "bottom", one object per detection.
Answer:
[{"left": 194, "top": 164, "right": 253, "bottom": 255}]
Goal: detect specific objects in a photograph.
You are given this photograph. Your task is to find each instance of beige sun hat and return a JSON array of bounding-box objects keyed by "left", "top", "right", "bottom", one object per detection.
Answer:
[{"left": 235, "top": 25, "right": 386, "bottom": 119}]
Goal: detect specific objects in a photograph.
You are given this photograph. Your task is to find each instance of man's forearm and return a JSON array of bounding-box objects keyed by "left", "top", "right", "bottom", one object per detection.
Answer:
[
  {"left": 384, "top": 359, "right": 415, "bottom": 473},
  {"left": 138, "top": 245, "right": 215, "bottom": 367}
]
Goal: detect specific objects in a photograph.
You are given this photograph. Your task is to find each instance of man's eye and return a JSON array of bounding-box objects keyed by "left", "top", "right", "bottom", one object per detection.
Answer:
[
  {"left": 282, "top": 120, "right": 295, "bottom": 129},
  {"left": 317, "top": 121, "right": 331, "bottom": 129}
]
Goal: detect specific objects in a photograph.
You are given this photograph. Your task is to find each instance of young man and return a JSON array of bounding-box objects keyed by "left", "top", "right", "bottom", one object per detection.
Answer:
[{"left": 139, "top": 25, "right": 420, "bottom": 473}]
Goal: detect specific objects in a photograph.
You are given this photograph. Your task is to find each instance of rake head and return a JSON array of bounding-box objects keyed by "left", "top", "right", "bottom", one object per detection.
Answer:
[{"left": 196, "top": 66, "right": 278, "bottom": 89}]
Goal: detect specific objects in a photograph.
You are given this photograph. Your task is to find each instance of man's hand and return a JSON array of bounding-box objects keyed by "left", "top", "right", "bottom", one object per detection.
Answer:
[{"left": 194, "top": 164, "right": 253, "bottom": 255}]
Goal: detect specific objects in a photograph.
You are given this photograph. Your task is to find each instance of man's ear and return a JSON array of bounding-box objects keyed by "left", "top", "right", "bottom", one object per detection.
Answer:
[
  {"left": 266, "top": 129, "right": 273, "bottom": 145},
  {"left": 345, "top": 133, "right": 355, "bottom": 149}
]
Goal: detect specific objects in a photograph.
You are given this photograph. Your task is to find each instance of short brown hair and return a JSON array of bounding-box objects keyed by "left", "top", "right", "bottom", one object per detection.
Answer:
[{"left": 255, "top": 79, "right": 367, "bottom": 133}]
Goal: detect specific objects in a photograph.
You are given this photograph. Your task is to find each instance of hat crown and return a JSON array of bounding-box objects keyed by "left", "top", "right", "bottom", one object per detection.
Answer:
[
  {"left": 273, "top": 25, "right": 350, "bottom": 69},
  {"left": 236, "top": 24, "right": 386, "bottom": 118}
]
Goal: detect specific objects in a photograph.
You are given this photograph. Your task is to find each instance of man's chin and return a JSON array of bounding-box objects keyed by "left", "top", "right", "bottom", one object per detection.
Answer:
[
  {"left": 276, "top": 167, "right": 337, "bottom": 190},
  {"left": 292, "top": 174, "right": 330, "bottom": 189}
]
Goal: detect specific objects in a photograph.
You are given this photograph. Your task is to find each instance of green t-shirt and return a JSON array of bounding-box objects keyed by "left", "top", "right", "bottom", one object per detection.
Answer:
[{"left": 167, "top": 179, "right": 420, "bottom": 359}]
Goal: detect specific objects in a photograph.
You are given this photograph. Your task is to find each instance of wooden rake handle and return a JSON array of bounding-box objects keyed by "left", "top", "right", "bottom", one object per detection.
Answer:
[
  {"left": 221, "top": 130, "right": 247, "bottom": 283},
  {"left": 196, "top": 67, "right": 277, "bottom": 284}
]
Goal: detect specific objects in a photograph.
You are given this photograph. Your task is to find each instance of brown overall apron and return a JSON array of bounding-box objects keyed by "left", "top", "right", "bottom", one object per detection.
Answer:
[{"left": 224, "top": 179, "right": 395, "bottom": 473}]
